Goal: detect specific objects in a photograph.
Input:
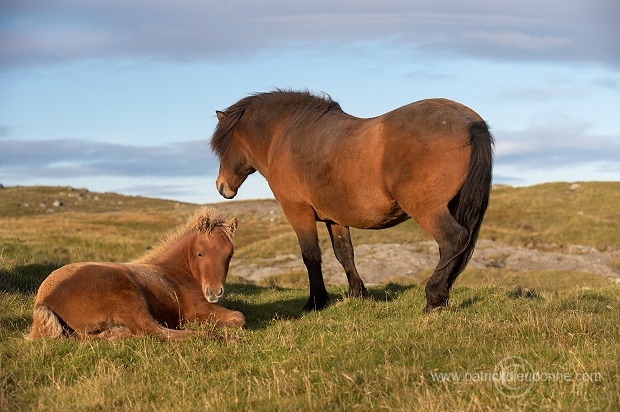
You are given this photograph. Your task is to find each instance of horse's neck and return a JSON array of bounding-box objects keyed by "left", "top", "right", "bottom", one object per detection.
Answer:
[
  {"left": 240, "top": 111, "right": 284, "bottom": 175},
  {"left": 147, "top": 234, "right": 193, "bottom": 276},
  {"left": 243, "top": 108, "right": 351, "bottom": 176}
]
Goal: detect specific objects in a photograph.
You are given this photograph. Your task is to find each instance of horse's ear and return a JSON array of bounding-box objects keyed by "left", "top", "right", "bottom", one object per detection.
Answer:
[
  {"left": 216, "top": 111, "right": 226, "bottom": 122},
  {"left": 228, "top": 217, "right": 238, "bottom": 236}
]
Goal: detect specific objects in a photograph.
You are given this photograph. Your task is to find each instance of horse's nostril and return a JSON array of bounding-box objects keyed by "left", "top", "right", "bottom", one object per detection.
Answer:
[{"left": 217, "top": 287, "right": 224, "bottom": 297}]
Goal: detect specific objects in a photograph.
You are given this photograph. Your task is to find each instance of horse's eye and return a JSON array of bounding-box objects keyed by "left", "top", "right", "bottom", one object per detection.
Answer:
[{"left": 197, "top": 252, "right": 203, "bottom": 257}]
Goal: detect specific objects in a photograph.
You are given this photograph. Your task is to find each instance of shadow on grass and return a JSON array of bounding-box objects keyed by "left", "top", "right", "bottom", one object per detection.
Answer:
[
  {"left": 452, "top": 294, "right": 484, "bottom": 310},
  {"left": 229, "top": 297, "right": 308, "bottom": 331},
  {"left": 224, "top": 283, "right": 307, "bottom": 330},
  {"left": 366, "top": 283, "right": 418, "bottom": 302},
  {"left": 507, "top": 286, "right": 543, "bottom": 300},
  {"left": 226, "top": 282, "right": 285, "bottom": 296},
  {"left": 0, "top": 261, "right": 63, "bottom": 294},
  {"left": 225, "top": 282, "right": 420, "bottom": 330},
  {"left": 558, "top": 290, "right": 614, "bottom": 314},
  {"left": 0, "top": 315, "right": 31, "bottom": 336}
]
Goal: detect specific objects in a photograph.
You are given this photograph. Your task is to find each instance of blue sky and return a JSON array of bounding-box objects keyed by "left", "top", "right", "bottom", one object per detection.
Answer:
[{"left": 1, "top": 0, "right": 619, "bottom": 204}]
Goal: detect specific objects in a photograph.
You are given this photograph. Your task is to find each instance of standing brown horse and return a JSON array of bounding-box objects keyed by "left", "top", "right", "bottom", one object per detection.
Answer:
[
  {"left": 211, "top": 90, "right": 493, "bottom": 312},
  {"left": 28, "top": 206, "right": 244, "bottom": 340}
]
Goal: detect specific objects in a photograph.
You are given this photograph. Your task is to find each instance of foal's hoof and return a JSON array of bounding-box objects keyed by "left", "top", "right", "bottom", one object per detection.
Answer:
[
  {"left": 303, "top": 294, "right": 329, "bottom": 311},
  {"left": 218, "top": 311, "right": 246, "bottom": 328}
]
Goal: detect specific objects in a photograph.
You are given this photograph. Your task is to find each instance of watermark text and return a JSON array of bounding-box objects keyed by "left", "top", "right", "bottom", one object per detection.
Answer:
[{"left": 429, "top": 356, "right": 602, "bottom": 398}]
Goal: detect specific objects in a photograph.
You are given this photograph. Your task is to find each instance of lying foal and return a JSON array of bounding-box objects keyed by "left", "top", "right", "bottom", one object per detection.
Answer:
[{"left": 28, "top": 206, "right": 244, "bottom": 340}]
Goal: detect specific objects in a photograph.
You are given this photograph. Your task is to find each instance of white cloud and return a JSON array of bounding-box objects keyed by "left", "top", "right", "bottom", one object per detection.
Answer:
[
  {"left": 462, "top": 31, "right": 572, "bottom": 50},
  {"left": 1, "top": 0, "right": 617, "bottom": 69},
  {"left": 495, "top": 121, "right": 620, "bottom": 169},
  {"left": 0, "top": 138, "right": 219, "bottom": 179}
]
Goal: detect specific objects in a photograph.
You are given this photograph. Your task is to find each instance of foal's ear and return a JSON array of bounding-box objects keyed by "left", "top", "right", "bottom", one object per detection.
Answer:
[
  {"left": 216, "top": 110, "right": 226, "bottom": 122},
  {"left": 228, "top": 217, "right": 238, "bottom": 236}
]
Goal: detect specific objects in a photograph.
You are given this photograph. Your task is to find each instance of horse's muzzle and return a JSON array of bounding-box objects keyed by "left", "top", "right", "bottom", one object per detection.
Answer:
[
  {"left": 205, "top": 286, "right": 225, "bottom": 303},
  {"left": 217, "top": 181, "right": 237, "bottom": 199}
]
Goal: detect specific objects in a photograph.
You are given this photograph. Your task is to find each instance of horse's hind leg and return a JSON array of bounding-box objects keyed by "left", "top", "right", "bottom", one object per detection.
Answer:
[
  {"left": 326, "top": 222, "right": 367, "bottom": 298},
  {"left": 409, "top": 207, "right": 469, "bottom": 312}
]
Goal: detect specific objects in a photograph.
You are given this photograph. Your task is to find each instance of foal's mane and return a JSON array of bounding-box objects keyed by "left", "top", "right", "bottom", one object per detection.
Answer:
[
  {"left": 135, "top": 206, "right": 234, "bottom": 264},
  {"left": 210, "top": 90, "right": 342, "bottom": 158}
]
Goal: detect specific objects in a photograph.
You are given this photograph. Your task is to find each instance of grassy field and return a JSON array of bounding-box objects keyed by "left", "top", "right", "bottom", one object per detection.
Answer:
[{"left": 1, "top": 183, "right": 619, "bottom": 410}]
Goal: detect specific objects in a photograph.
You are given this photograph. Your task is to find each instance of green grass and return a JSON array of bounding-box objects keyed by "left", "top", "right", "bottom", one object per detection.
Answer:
[
  {"left": 387, "top": 267, "right": 617, "bottom": 293},
  {"left": 483, "top": 182, "right": 620, "bottom": 251},
  {"left": 1, "top": 183, "right": 619, "bottom": 410},
  {"left": 1, "top": 285, "right": 619, "bottom": 410}
]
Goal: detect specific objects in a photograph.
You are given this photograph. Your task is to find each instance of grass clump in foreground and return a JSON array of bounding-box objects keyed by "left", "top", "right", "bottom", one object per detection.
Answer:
[{"left": 1, "top": 283, "right": 619, "bottom": 411}]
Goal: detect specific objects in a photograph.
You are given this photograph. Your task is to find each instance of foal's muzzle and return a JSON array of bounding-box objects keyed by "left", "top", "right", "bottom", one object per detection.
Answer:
[{"left": 205, "top": 286, "right": 225, "bottom": 303}]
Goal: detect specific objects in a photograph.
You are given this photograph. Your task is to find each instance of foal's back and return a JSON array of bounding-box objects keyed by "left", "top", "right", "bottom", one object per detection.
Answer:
[{"left": 30, "top": 262, "right": 179, "bottom": 338}]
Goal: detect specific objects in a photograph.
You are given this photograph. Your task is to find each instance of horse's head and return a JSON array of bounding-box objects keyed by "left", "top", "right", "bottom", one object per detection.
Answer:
[
  {"left": 190, "top": 217, "right": 238, "bottom": 303},
  {"left": 213, "top": 110, "right": 256, "bottom": 199}
]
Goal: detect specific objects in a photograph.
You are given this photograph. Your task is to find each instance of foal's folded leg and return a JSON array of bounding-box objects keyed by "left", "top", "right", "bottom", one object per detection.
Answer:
[
  {"left": 112, "top": 317, "right": 196, "bottom": 340},
  {"left": 213, "top": 307, "right": 246, "bottom": 328},
  {"left": 92, "top": 292, "right": 195, "bottom": 340},
  {"left": 191, "top": 304, "right": 246, "bottom": 328},
  {"left": 73, "top": 325, "right": 133, "bottom": 340}
]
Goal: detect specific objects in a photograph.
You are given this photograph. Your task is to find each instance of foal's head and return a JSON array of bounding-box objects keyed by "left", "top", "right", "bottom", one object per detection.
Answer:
[{"left": 190, "top": 217, "right": 238, "bottom": 303}]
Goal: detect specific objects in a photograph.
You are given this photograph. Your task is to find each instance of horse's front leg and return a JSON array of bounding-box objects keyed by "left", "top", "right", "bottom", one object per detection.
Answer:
[
  {"left": 326, "top": 222, "right": 367, "bottom": 298},
  {"left": 280, "top": 202, "right": 328, "bottom": 311}
]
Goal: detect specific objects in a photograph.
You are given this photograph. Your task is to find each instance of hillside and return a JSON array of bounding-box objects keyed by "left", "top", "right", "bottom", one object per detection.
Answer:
[{"left": 1, "top": 182, "right": 619, "bottom": 292}]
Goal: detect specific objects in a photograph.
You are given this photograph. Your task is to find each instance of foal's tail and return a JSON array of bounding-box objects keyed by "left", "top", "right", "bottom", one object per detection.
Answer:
[
  {"left": 27, "top": 304, "right": 65, "bottom": 340},
  {"left": 448, "top": 121, "right": 494, "bottom": 281}
]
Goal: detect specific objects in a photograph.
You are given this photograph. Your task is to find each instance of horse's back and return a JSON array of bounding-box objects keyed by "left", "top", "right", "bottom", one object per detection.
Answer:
[
  {"left": 378, "top": 98, "right": 479, "bottom": 197},
  {"left": 394, "top": 98, "right": 483, "bottom": 120},
  {"left": 267, "top": 97, "right": 484, "bottom": 228},
  {"left": 379, "top": 99, "right": 482, "bottom": 142}
]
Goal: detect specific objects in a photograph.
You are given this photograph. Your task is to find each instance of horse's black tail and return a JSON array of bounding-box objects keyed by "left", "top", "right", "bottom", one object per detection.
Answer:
[{"left": 447, "top": 120, "right": 494, "bottom": 283}]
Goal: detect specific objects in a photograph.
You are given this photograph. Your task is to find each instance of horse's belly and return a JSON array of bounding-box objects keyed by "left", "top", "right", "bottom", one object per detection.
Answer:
[
  {"left": 314, "top": 196, "right": 409, "bottom": 229},
  {"left": 366, "top": 210, "right": 411, "bottom": 229}
]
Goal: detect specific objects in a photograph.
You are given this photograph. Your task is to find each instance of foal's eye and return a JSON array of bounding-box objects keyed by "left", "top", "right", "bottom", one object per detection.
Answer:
[{"left": 197, "top": 252, "right": 203, "bottom": 257}]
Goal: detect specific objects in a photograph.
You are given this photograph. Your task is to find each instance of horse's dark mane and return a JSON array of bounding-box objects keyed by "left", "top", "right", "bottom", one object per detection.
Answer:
[
  {"left": 210, "top": 95, "right": 252, "bottom": 158},
  {"left": 210, "top": 90, "right": 342, "bottom": 158}
]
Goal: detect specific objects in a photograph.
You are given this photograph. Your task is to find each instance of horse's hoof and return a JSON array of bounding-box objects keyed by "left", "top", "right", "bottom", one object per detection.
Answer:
[
  {"left": 348, "top": 285, "right": 368, "bottom": 299},
  {"left": 303, "top": 295, "right": 329, "bottom": 311},
  {"left": 424, "top": 300, "right": 449, "bottom": 314}
]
